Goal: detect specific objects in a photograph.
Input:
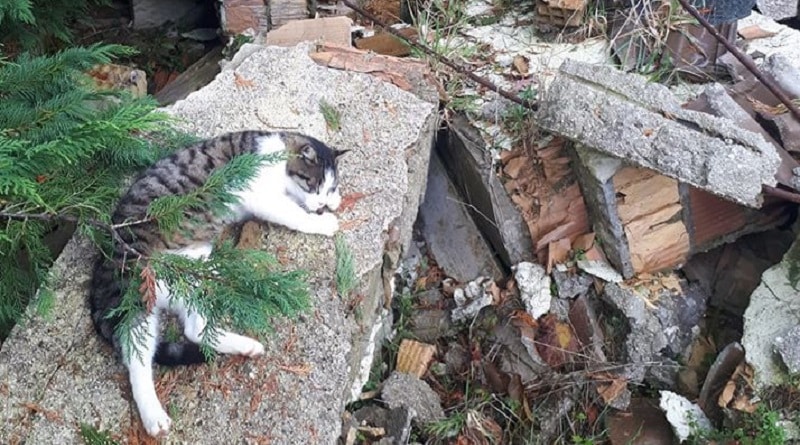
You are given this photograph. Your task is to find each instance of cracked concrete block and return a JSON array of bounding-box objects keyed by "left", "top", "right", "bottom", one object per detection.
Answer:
[
  {"left": 742, "top": 234, "right": 800, "bottom": 388},
  {"left": 0, "top": 43, "right": 438, "bottom": 444},
  {"left": 538, "top": 59, "right": 780, "bottom": 208}
]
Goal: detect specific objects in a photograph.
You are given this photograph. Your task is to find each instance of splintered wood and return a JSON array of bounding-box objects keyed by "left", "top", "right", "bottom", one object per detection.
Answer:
[
  {"left": 612, "top": 167, "right": 689, "bottom": 274},
  {"left": 501, "top": 136, "right": 590, "bottom": 264}
]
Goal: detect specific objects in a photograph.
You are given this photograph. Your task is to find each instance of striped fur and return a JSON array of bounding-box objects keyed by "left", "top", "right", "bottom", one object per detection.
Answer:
[{"left": 89, "top": 130, "right": 346, "bottom": 437}]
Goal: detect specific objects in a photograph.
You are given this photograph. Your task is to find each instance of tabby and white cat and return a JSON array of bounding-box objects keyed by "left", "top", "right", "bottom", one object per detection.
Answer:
[{"left": 90, "top": 131, "right": 346, "bottom": 437}]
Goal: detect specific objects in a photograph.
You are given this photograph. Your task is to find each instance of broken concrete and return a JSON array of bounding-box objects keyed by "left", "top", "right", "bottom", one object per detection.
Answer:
[
  {"left": 381, "top": 371, "right": 444, "bottom": 424},
  {"left": 0, "top": 43, "right": 438, "bottom": 443},
  {"left": 742, "top": 233, "right": 800, "bottom": 388},
  {"left": 538, "top": 59, "right": 780, "bottom": 208},
  {"left": 438, "top": 114, "right": 535, "bottom": 267},
  {"left": 512, "top": 262, "right": 552, "bottom": 320},
  {"left": 419, "top": 153, "right": 503, "bottom": 282},
  {"left": 659, "top": 390, "right": 712, "bottom": 442},
  {"left": 755, "top": 0, "right": 798, "bottom": 21},
  {"left": 774, "top": 326, "right": 800, "bottom": 375}
]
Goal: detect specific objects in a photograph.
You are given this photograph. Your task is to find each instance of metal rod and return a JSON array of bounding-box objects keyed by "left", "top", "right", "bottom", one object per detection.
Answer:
[{"left": 676, "top": 0, "right": 800, "bottom": 122}]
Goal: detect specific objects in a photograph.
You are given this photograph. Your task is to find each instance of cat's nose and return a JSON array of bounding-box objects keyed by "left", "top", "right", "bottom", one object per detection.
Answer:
[{"left": 315, "top": 207, "right": 325, "bottom": 215}]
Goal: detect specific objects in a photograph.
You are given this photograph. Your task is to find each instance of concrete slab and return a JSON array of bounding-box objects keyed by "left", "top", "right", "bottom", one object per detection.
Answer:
[
  {"left": 537, "top": 59, "right": 780, "bottom": 208},
  {"left": 0, "top": 43, "right": 438, "bottom": 443},
  {"left": 418, "top": 152, "right": 503, "bottom": 282}
]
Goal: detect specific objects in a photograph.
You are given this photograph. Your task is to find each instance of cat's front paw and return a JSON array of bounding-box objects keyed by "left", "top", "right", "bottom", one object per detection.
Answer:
[
  {"left": 303, "top": 212, "right": 339, "bottom": 237},
  {"left": 141, "top": 406, "right": 172, "bottom": 437}
]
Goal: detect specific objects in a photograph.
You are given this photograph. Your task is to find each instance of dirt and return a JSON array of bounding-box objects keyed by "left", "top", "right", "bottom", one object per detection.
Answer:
[{"left": 362, "top": 0, "right": 403, "bottom": 24}]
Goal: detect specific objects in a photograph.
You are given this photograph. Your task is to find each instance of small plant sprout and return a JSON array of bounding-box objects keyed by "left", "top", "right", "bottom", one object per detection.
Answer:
[{"left": 319, "top": 99, "right": 341, "bottom": 132}]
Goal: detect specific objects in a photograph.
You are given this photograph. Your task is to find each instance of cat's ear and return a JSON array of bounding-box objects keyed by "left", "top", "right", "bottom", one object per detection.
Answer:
[
  {"left": 300, "top": 144, "right": 317, "bottom": 162},
  {"left": 334, "top": 149, "right": 350, "bottom": 159}
]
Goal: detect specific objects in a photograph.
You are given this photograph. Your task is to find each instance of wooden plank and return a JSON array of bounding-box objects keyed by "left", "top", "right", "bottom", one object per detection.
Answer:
[{"left": 155, "top": 45, "right": 223, "bottom": 106}]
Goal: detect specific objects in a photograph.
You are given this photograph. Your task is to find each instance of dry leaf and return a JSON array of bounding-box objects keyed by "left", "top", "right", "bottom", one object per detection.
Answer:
[
  {"left": 340, "top": 217, "right": 369, "bottom": 231},
  {"left": 512, "top": 55, "right": 530, "bottom": 77},
  {"left": 572, "top": 232, "right": 595, "bottom": 252},
  {"left": 338, "top": 192, "right": 367, "bottom": 213},
  {"left": 504, "top": 156, "right": 528, "bottom": 179},
  {"left": 718, "top": 379, "right": 736, "bottom": 407},
  {"left": 547, "top": 238, "right": 571, "bottom": 274},
  {"left": 597, "top": 377, "right": 628, "bottom": 405},
  {"left": 738, "top": 25, "right": 778, "bottom": 40},
  {"left": 535, "top": 314, "right": 582, "bottom": 368},
  {"left": 234, "top": 72, "right": 255, "bottom": 89}
]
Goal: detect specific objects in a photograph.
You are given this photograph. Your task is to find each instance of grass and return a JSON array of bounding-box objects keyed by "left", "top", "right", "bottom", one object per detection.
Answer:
[
  {"left": 334, "top": 233, "right": 356, "bottom": 298},
  {"left": 79, "top": 423, "right": 119, "bottom": 445},
  {"left": 688, "top": 406, "right": 786, "bottom": 445},
  {"left": 319, "top": 99, "right": 341, "bottom": 132}
]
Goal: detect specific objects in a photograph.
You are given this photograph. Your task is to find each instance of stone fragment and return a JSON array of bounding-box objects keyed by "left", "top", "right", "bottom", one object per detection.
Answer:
[
  {"left": 742, "top": 233, "right": 800, "bottom": 388},
  {"left": 381, "top": 371, "right": 444, "bottom": 424},
  {"left": 352, "top": 405, "right": 414, "bottom": 445},
  {"left": 444, "top": 343, "right": 470, "bottom": 375},
  {"left": 551, "top": 269, "right": 593, "bottom": 300},
  {"left": 513, "top": 262, "right": 552, "bottom": 319},
  {"left": 451, "top": 277, "right": 493, "bottom": 322},
  {"left": 774, "top": 326, "right": 800, "bottom": 375},
  {"left": 410, "top": 310, "right": 453, "bottom": 342},
  {"left": 659, "top": 390, "right": 712, "bottom": 443}
]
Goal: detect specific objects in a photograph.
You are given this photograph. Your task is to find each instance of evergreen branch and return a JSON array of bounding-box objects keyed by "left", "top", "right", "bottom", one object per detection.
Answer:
[{"left": 0, "top": 211, "right": 144, "bottom": 258}]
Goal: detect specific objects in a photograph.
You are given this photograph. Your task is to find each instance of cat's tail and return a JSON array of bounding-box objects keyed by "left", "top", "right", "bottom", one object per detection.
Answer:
[
  {"left": 90, "top": 256, "right": 209, "bottom": 366},
  {"left": 153, "top": 341, "right": 207, "bottom": 365}
]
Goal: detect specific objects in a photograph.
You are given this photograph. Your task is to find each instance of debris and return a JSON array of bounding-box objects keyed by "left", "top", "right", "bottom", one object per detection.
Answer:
[
  {"left": 534, "top": 0, "right": 586, "bottom": 27},
  {"left": 594, "top": 373, "right": 630, "bottom": 410},
  {"left": 501, "top": 136, "right": 590, "bottom": 264},
  {"left": 512, "top": 262, "right": 552, "bottom": 320},
  {"left": 755, "top": 0, "right": 799, "bottom": 21},
  {"left": 419, "top": 153, "right": 504, "bottom": 282},
  {"left": 698, "top": 342, "right": 745, "bottom": 424},
  {"left": 439, "top": 113, "right": 535, "bottom": 267},
  {"left": 538, "top": 59, "right": 780, "bottom": 208},
  {"left": 155, "top": 46, "right": 224, "bottom": 106},
  {"left": 310, "top": 43, "right": 438, "bottom": 99},
  {"left": 577, "top": 258, "right": 623, "bottom": 283},
  {"left": 551, "top": 269, "right": 593, "bottom": 300},
  {"left": 659, "top": 390, "right": 712, "bottom": 443},
  {"left": 444, "top": 343, "right": 470, "bottom": 375},
  {"left": 607, "top": 397, "right": 675, "bottom": 445},
  {"left": 381, "top": 371, "right": 445, "bottom": 424},
  {"left": 411, "top": 309, "right": 454, "bottom": 342},
  {"left": 738, "top": 24, "right": 778, "bottom": 40},
  {"left": 396, "top": 339, "right": 436, "bottom": 378},
  {"left": 742, "top": 234, "right": 800, "bottom": 388},
  {"left": 568, "top": 294, "right": 606, "bottom": 362},
  {"left": 535, "top": 314, "right": 581, "bottom": 369},
  {"left": 451, "top": 277, "right": 494, "bottom": 322},
  {"left": 351, "top": 405, "right": 414, "bottom": 445},
  {"left": 265, "top": 17, "right": 353, "bottom": 48},
  {"left": 774, "top": 326, "right": 800, "bottom": 375}
]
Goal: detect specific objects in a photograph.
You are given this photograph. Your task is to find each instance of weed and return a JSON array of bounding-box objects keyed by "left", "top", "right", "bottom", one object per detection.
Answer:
[
  {"left": 688, "top": 406, "right": 786, "bottom": 445},
  {"left": 319, "top": 99, "right": 341, "bottom": 132},
  {"left": 168, "top": 401, "right": 180, "bottom": 420},
  {"left": 425, "top": 411, "right": 467, "bottom": 439},
  {"left": 334, "top": 234, "right": 356, "bottom": 298},
  {"left": 79, "top": 423, "right": 119, "bottom": 445}
]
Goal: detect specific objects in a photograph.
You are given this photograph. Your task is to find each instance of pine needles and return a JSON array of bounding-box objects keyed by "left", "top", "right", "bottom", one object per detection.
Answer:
[
  {"left": 114, "top": 242, "right": 310, "bottom": 363},
  {"left": 0, "top": 44, "right": 175, "bottom": 338},
  {"left": 334, "top": 234, "right": 356, "bottom": 298}
]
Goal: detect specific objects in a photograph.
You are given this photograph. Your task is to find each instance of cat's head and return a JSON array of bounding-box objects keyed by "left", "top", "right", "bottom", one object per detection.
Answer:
[{"left": 283, "top": 133, "right": 348, "bottom": 214}]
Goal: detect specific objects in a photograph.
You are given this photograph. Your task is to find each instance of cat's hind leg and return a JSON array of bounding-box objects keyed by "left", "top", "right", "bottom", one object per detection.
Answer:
[{"left": 125, "top": 312, "right": 172, "bottom": 437}]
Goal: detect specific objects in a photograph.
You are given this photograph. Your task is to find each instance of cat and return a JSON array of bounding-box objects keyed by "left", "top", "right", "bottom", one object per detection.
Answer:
[{"left": 89, "top": 130, "right": 347, "bottom": 437}]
